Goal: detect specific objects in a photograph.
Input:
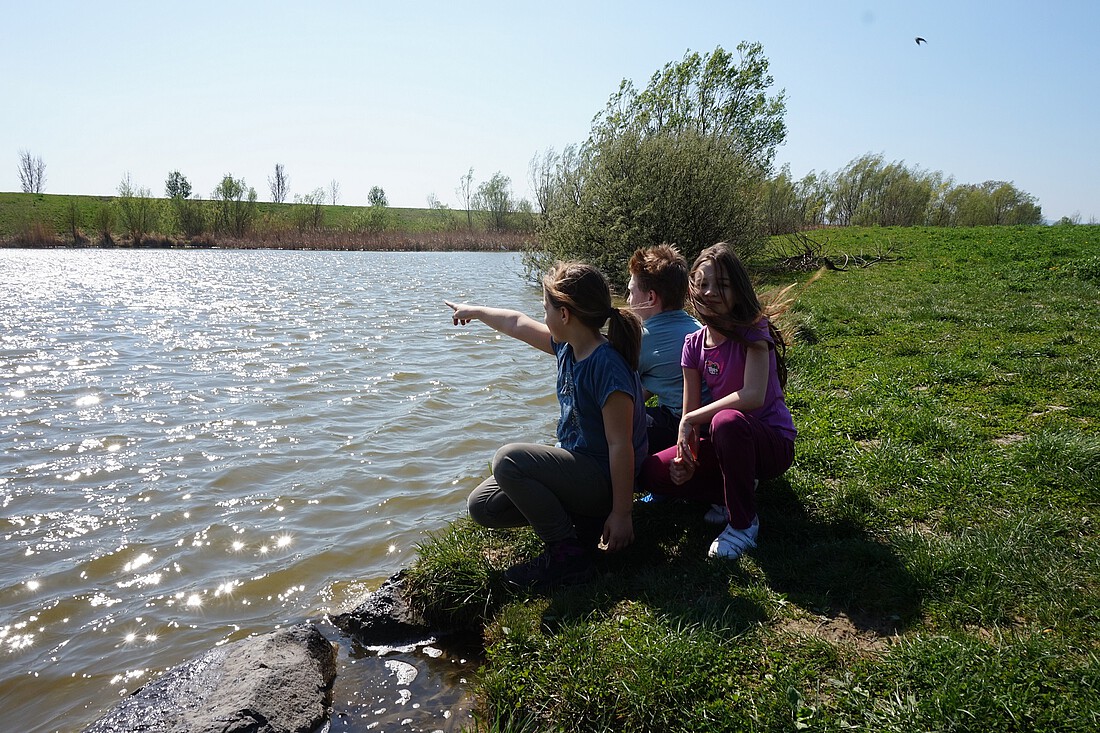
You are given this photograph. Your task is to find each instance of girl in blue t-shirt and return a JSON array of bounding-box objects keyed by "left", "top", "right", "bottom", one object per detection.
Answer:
[
  {"left": 446, "top": 261, "right": 647, "bottom": 589},
  {"left": 640, "top": 243, "right": 796, "bottom": 560}
]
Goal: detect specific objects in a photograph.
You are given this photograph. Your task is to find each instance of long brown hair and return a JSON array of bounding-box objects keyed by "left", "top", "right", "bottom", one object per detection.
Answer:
[
  {"left": 544, "top": 261, "right": 642, "bottom": 371},
  {"left": 688, "top": 243, "right": 788, "bottom": 388}
]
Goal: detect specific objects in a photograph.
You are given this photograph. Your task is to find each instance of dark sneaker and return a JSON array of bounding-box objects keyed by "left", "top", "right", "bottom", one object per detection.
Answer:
[
  {"left": 504, "top": 538, "right": 596, "bottom": 589},
  {"left": 569, "top": 512, "right": 606, "bottom": 553}
]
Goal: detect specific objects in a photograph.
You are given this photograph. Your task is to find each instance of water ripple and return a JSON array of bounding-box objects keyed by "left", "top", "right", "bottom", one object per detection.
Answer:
[{"left": 1, "top": 249, "right": 555, "bottom": 732}]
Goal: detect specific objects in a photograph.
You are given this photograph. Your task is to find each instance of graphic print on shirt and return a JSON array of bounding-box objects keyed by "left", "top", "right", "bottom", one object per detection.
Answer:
[
  {"left": 560, "top": 358, "right": 580, "bottom": 431},
  {"left": 705, "top": 359, "right": 721, "bottom": 377}
]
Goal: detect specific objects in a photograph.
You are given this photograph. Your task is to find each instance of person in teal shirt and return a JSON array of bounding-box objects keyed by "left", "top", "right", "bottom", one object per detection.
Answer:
[{"left": 627, "top": 244, "right": 703, "bottom": 451}]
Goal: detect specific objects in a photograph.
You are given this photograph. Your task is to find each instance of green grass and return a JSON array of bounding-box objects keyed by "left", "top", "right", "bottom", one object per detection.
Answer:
[{"left": 405, "top": 225, "right": 1100, "bottom": 732}]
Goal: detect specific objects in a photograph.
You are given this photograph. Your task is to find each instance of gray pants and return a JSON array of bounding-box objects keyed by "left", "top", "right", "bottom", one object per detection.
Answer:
[{"left": 467, "top": 443, "right": 611, "bottom": 544}]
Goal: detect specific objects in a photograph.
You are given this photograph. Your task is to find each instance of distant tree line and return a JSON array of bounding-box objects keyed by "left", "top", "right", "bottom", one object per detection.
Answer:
[
  {"left": 14, "top": 53, "right": 1050, "bottom": 256},
  {"left": 760, "top": 154, "right": 1043, "bottom": 234},
  {"left": 11, "top": 152, "right": 536, "bottom": 244}
]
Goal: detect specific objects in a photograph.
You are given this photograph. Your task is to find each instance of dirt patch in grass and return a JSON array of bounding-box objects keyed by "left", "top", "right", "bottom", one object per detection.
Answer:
[{"left": 779, "top": 609, "right": 901, "bottom": 653}]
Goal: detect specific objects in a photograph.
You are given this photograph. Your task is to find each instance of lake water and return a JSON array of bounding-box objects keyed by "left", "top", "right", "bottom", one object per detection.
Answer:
[{"left": 0, "top": 249, "right": 557, "bottom": 732}]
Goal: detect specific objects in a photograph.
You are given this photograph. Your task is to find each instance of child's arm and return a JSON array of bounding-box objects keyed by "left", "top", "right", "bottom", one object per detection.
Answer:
[
  {"left": 671, "top": 367, "right": 703, "bottom": 484},
  {"left": 445, "top": 300, "right": 554, "bottom": 355},
  {"left": 681, "top": 367, "right": 703, "bottom": 418},
  {"left": 600, "top": 390, "right": 636, "bottom": 552}
]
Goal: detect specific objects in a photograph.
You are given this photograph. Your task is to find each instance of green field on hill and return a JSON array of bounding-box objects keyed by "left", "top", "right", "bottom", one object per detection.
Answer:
[{"left": 0, "top": 191, "right": 447, "bottom": 237}]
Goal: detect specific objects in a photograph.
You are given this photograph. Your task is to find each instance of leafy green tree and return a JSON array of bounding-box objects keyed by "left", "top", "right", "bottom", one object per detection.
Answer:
[
  {"left": 826, "top": 154, "right": 937, "bottom": 227},
  {"left": 66, "top": 198, "right": 87, "bottom": 244},
  {"left": 211, "top": 174, "right": 257, "bottom": 238},
  {"left": 925, "top": 176, "right": 958, "bottom": 227},
  {"left": 476, "top": 172, "right": 515, "bottom": 232},
  {"left": 795, "top": 171, "right": 829, "bottom": 228},
  {"left": 357, "top": 186, "right": 390, "bottom": 232},
  {"left": 165, "top": 170, "right": 192, "bottom": 199},
  {"left": 760, "top": 165, "right": 829, "bottom": 235},
  {"left": 827, "top": 153, "right": 882, "bottom": 227},
  {"left": 427, "top": 193, "right": 456, "bottom": 230},
  {"left": 292, "top": 188, "right": 326, "bottom": 232},
  {"left": 532, "top": 43, "right": 786, "bottom": 287},
  {"left": 820, "top": 154, "right": 1041, "bottom": 228},
  {"left": 594, "top": 44, "right": 786, "bottom": 167},
  {"left": 513, "top": 198, "right": 537, "bottom": 233},
  {"left": 856, "top": 161, "right": 935, "bottom": 227},
  {"left": 988, "top": 181, "right": 1042, "bottom": 225},
  {"left": 116, "top": 173, "right": 159, "bottom": 244},
  {"left": 165, "top": 170, "right": 205, "bottom": 237},
  {"left": 368, "top": 186, "right": 388, "bottom": 207},
  {"left": 761, "top": 165, "right": 801, "bottom": 235},
  {"left": 938, "top": 180, "right": 1042, "bottom": 226},
  {"left": 94, "top": 202, "right": 116, "bottom": 246}
]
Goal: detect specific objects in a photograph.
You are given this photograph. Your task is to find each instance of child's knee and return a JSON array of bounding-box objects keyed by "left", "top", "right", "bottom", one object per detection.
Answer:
[
  {"left": 490, "top": 445, "right": 514, "bottom": 477},
  {"left": 638, "top": 448, "right": 675, "bottom": 490},
  {"left": 491, "top": 443, "right": 530, "bottom": 481},
  {"left": 467, "top": 485, "right": 490, "bottom": 525},
  {"left": 710, "top": 410, "right": 750, "bottom": 443}
]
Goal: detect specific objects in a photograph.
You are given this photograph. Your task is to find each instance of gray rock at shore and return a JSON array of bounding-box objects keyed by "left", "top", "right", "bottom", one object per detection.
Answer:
[
  {"left": 83, "top": 622, "right": 337, "bottom": 733},
  {"left": 330, "top": 570, "right": 439, "bottom": 645}
]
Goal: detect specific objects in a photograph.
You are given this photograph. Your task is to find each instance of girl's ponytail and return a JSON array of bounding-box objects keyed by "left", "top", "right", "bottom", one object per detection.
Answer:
[{"left": 606, "top": 306, "right": 642, "bottom": 371}]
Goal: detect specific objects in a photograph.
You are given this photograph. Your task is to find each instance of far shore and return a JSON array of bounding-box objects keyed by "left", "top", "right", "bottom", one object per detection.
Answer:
[{"left": 0, "top": 228, "right": 537, "bottom": 252}]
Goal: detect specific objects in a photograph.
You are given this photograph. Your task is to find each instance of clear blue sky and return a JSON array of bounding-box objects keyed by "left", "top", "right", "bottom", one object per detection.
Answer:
[{"left": 2, "top": 0, "right": 1097, "bottom": 223}]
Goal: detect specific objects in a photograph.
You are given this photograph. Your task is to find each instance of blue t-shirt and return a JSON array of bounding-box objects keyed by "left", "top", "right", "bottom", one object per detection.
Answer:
[
  {"left": 639, "top": 309, "right": 702, "bottom": 415},
  {"left": 554, "top": 339, "right": 649, "bottom": 477}
]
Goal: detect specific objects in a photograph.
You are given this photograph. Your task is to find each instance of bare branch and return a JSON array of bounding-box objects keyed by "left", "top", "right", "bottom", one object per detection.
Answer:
[
  {"left": 18, "top": 150, "right": 46, "bottom": 193},
  {"left": 269, "top": 163, "right": 289, "bottom": 203}
]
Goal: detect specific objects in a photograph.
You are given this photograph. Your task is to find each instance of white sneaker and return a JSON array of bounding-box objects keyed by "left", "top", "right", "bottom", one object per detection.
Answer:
[
  {"left": 703, "top": 504, "right": 727, "bottom": 524},
  {"left": 708, "top": 516, "right": 759, "bottom": 559}
]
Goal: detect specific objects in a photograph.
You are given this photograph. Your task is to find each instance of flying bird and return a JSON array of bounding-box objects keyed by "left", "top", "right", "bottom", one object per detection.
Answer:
[{"left": 915, "top": 36, "right": 927, "bottom": 45}]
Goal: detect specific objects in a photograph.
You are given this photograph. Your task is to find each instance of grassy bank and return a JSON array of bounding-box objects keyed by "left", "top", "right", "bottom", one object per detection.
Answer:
[
  {"left": 0, "top": 192, "right": 533, "bottom": 250},
  {"left": 405, "top": 226, "right": 1100, "bottom": 731}
]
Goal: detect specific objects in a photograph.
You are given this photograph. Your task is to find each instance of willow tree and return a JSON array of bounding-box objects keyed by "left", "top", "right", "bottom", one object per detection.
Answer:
[
  {"left": 531, "top": 43, "right": 786, "bottom": 287},
  {"left": 116, "top": 173, "right": 159, "bottom": 244},
  {"left": 211, "top": 174, "right": 258, "bottom": 238}
]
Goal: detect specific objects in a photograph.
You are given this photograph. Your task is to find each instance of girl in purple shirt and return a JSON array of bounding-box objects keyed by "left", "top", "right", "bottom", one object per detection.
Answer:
[{"left": 640, "top": 243, "right": 796, "bottom": 559}]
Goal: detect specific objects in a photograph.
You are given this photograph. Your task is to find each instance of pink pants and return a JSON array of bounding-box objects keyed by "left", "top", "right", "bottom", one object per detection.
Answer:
[{"left": 639, "top": 409, "right": 794, "bottom": 530}]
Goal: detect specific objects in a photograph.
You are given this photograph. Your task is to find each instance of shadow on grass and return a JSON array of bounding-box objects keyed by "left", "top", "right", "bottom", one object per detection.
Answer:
[
  {"left": 531, "top": 479, "right": 922, "bottom": 640},
  {"left": 750, "top": 478, "right": 922, "bottom": 633}
]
